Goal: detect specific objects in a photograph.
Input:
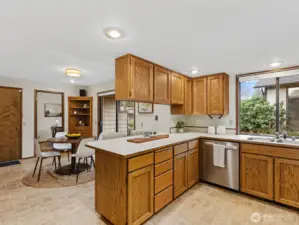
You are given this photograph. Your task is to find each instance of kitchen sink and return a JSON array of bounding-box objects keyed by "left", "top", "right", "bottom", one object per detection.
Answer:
[
  {"left": 275, "top": 139, "right": 298, "bottom": 144},
  {"left": 246, "top": 137, "right": 275, "bottom": 142}
]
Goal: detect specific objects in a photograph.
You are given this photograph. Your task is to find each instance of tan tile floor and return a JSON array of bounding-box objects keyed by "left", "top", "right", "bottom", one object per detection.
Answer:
[{"left": 0, "top": 157, "right": 298, "bottom": 225}]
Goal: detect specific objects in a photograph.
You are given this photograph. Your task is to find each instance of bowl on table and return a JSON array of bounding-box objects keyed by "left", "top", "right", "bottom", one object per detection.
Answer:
[{"left": 65, "top": 133, "right": 82, "bottom": 139}]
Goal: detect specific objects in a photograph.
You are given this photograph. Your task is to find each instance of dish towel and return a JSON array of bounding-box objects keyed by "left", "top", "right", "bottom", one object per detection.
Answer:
[{"left": 212, "top": 144, "right": 226, "bottom": 168}]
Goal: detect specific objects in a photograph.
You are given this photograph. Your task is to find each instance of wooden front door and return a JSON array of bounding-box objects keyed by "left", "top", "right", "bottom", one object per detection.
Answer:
[{"left": 0, "top": 87, "right": 22, "bottom": 161}]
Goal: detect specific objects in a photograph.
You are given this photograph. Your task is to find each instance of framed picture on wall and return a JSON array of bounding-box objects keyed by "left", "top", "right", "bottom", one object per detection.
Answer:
[
  {"left": 44, "top": 103, "right": 62, "bottom": 117},
  {"left": 138, "top": 102, "right": 154, "bottom": 114}
]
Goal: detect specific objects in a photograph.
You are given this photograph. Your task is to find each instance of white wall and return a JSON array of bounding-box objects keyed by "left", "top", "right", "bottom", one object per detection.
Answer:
[
  {"left": 87, "top": 79, "right": 185, "bottom": 136},
  {"left": 186, "top": 75, "right": 237, "bottom": 130},
  {"left": 0, "top": 76, "right": 85, "bottom": 158},
  {"left": 37, "top": 92, "right": 62, "bottom": 142}
]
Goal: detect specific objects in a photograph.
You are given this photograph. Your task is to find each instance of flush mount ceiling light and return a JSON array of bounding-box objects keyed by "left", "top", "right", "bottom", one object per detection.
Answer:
[
  {"left": 104, "top": 27, "right": 124, "bottom": 39},
  {"left": 191, "top": 69, "right": 200, "bottom": 75},
  {"left": 270, "top": 61, "right": 283, "bottom": 68},
  {"left": 65, "top": 68, "right": 80, "bottom": 77}
]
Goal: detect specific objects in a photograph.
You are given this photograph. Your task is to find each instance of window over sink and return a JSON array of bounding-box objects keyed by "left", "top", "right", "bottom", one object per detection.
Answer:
[{"left": 237, "top": 68, "right": 299, "bottom": 137}]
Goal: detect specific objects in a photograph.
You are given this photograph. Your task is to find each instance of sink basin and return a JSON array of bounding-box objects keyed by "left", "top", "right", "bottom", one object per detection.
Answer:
[
  {"left": 246, "top": 137, "right": 275, "bottom": 142},
  {"left": 275, "top": 139, "right": 298, "bottom": 144}
]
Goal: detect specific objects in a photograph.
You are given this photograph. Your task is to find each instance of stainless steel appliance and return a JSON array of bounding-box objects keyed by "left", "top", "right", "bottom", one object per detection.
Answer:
[{"left": 201, "top": 139, "right": 240, "bottom": 190}]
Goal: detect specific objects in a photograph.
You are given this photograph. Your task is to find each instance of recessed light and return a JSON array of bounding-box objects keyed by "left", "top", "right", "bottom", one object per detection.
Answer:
[
  {"left": 66, "top": 68, "right": 80, "bottom": 77},
  {"left": 270, "top": 61, "right": 283, "bottom": 68},
  {"left": 191, "top": 69, "right": 199, "bottom": 75},
  {"left": 104, "top": 27, "right": 124, "bottom": 39}
]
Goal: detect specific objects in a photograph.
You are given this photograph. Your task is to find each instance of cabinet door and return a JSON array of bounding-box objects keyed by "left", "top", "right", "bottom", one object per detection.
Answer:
[
  {"left": 131, "top": 56, "right": 154, "bottom": 102},
  {"left": 193, "top": 77, "right": 207, "bottom": 114},
  {"left": 207, "top": 75, "right": 223, "bottom": 114},
  {"left": 171, "top": 72, "right": 184, "bottom": 104},
  {"left": 187, "top": 148, "right": 199, "bottom": 187},
  {"left": 128, "top": 166, "right": 154, "bottom": 225},
  {"left": 184, "top": 78, "right": 193, "bottom": 114},
  {"left": 154, "top": 66, "right": 171, "bottom": 104},
  {"left": 241, "top": 153, "right": 273, "bottom": 200},
  {"left": 174, "top": 152, "right": 188, "bottom": 198},
  {"left": 275, "top": 158, "right": 299, "bottom": 208}
]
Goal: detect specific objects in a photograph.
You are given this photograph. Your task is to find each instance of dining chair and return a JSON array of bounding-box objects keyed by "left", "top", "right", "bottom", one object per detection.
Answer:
[
  {"left": 33, "top": 139, "right": 61, "bottom": 182},
  {"left": 53, "top": 132, "right": 72, "bottom": 161},
  {"left": 70, "top": 138, "right": 95, "bottom": 183},
  {"left": 98, "top": 131, "right": 127, "bottom": 140}
]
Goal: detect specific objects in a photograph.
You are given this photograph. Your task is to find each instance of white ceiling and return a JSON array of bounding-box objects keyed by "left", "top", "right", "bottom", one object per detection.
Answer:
[{"left": 1, "top": 0, "right": 299, "bottom": 86}]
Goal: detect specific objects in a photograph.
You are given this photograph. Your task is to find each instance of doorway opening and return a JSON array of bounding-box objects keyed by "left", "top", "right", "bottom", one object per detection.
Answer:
[{"left": 34, "top": 90, "right": 64, "bottom": 151}]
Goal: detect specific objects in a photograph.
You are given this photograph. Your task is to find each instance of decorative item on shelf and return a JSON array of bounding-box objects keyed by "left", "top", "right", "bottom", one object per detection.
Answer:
[
  {"left": 138, "top": 102, "right": 153, "bottom": 114},
  {"left": 176, "top": 120, "right": 186, "bottom": 133},
  {"left": 83, "top": 104, "right": 88, "bottom": 108},
  {"left": 78, "top": 120, "right": 85, "bottom": 126},
  {"left": 55, "top": 120, "right": 60, "bottom": 127},
  {"left": 73, "top": 110, "right": 77, "bottom": 115}
]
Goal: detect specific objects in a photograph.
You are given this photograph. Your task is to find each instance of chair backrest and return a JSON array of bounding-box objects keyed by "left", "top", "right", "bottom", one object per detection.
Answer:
[
  {"left": 76, "top": 138, "right": 96, "bottom": 155},
  {"left": 98, "top": 131, "right": 127, "bottom": 140},
  {"left": 129, "top": 130, "right": 150, "bottom": 136},
  {"left": 33, "top": 138, "right": 43, "bottom": 158},
  {"left": 55, "top": 132, "right": 66, "bottom": 138}
]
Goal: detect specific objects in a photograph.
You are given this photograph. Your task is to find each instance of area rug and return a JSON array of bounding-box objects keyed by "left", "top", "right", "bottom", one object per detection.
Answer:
[{"left": 22, "top": 163, "right": 94, "bottom": 188}]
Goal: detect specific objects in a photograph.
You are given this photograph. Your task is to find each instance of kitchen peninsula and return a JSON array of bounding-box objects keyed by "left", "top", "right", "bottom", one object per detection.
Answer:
[{"left": 87, "top": 133, "right": 299, "bottom": 225}]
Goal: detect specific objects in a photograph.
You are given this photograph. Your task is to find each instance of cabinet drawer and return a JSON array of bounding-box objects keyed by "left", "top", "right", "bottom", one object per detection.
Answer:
[
  {"left": 155, "top": 186, "right": 173, "bottom": 213},
  {"left": 188, "top": 140, "right": 199, "bottom": 150},
  {"left": 155, "top": 170, "right": 173, "bottom": 194},
  {"left": 155, "top": 159, "right": 173, "bottom": 176},
  {"left": 128, "top": 153, "right": 154, "bottom": 172},
  {"left": 174, "top": 143, "right": 188, "bottom": 155},
  {"left": 155, "top": 147, "right": 173, "bottom": 164}
]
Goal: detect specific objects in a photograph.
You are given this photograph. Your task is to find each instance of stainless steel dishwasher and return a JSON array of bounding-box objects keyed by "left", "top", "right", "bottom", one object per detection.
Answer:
[{"left": 201, "top": 139, "right": 240, "bottom": 191}]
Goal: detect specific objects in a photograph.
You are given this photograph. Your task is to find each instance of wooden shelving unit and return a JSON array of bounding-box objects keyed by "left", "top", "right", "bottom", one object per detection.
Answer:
[{"left": 68, "top": 96, "right": 93, "bottom": 137}]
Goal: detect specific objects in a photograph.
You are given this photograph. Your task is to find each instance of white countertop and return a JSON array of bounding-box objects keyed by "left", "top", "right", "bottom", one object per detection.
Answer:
[{"left": 86, "top": 132, "right": 299, "bottom": 158}]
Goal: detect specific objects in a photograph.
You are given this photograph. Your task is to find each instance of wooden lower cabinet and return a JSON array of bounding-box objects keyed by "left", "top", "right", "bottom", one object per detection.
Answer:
[
  {"left": 241, "top": 153, "right": 274, "bottom": 200},
  {"left": 187, "top": 148, "right": 199, "bottom": 188},
  {"left": 275, "top": 158, "right": 299, "bottom": 208},
  {"left": 174, "top": 152, "right": 188, "bottom": 198},
  {"left": 128, "top": 166, "right": 154, "bottom": 225},
  {"left": 155, "top": 186, "right": 173, "bottom": 213}
]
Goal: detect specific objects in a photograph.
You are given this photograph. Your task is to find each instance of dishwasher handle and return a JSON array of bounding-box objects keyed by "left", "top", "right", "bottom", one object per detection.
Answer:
[{"left": 204, "top": 142, "right": 239, "bottom": 150}]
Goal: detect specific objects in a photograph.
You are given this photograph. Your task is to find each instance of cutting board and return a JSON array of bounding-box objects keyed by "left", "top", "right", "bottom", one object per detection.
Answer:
[{"left": 127, "top": 134, "right": 169, "bottom": 143}]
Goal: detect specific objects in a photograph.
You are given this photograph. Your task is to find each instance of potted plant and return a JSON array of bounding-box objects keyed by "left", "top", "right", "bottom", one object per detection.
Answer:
[{"left": 176, "top": 120, "right": 186, "bottom": 133}]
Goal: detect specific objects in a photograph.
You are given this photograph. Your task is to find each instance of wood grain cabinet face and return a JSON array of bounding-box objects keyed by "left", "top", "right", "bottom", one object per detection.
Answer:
[
  {"left": 275, "top": 158, "right": 299, "bottom": 208},
  {"left": 128, "top": 166, "right": 154, "bottom": 225},
  {"left": 184, "top": 77, "right": 193, "bottom": 114},
  {"left": 207, "top": 75, "right": 223, "bottom": 115},
  {"left": 174, "top": 152, "right": 188, "bottom": 198},
  {"left": 131, "top": 57, "right": 154, "bottom": 102},
  {"left": 187, "top": 149, "right": 199, "bottom": 188},
  {"left": 171, "top": 72, "right": 185, "bottom": 104},
  {"left": 154, "top": 66, "right": 171, "bottom": 104},
  {"left": 115, "top": 55, "right": 154, "bottom": 102},
  {"left": 193, "top": 77, "right": 207, "bottom": 115},
  {"left": 241, "top": 153, "right": 274, "bottom": 200}
]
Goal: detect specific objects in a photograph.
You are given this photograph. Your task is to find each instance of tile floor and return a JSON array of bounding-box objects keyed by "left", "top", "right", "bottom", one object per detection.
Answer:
[{"left": 0, "top": 157, "right": 298, "bottom": 225}]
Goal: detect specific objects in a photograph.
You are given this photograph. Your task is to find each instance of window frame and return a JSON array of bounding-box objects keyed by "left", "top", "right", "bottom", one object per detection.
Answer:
[{"left": 236, "top": 66, "right": 299, "bottom": 136}]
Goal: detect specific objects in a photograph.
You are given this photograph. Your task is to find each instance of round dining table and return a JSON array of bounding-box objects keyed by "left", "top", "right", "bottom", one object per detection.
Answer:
[{"left": 47, "top": 136, "right": 86, "bottom": 175}]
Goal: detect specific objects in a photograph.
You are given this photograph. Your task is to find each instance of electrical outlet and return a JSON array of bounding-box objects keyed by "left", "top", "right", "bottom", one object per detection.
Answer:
[
  {"left": 155, "top": 115, "right": 158, "bottom": 121},
  {"left": 141, "top": 122, "right": 143, "bottom": 128}
]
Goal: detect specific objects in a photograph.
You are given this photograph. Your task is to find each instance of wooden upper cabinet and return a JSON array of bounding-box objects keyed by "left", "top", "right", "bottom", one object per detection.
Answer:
[
  {"left": 275, "top": 158, "right": 299, "bottom": 208},
  {"left": 184, "top": 77, "right": 192, "bottom": 114},
  {"left": 193, "top": 77, "right": 207, "bottom": 115},
  {"left": 154, "top": 66, "right": 171, "bottom": 104},
  {"left": 207, "top": 73, "right": 229, "bottom": 115},
  {"left": 171, "top": 72, "right": 185, "bottom": 105},
  {"left": 128, "top": 165, "right": 154, "bottom": 225},
  {"left": 115, "top": 55, "right": 154, "bottom": 102},
  {"left": 241, "top": 153, "right": 274, "bottom": 200}
]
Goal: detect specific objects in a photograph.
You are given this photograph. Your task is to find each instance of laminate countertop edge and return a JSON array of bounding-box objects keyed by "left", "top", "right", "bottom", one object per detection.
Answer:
[{"left": 86, "top": 133, "right": 299, "bottom": 158}]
